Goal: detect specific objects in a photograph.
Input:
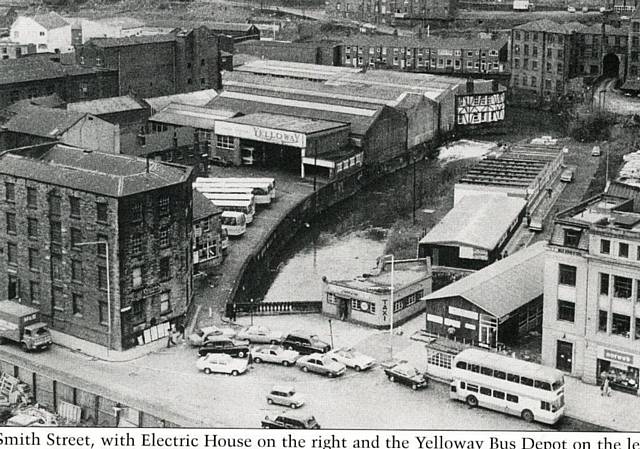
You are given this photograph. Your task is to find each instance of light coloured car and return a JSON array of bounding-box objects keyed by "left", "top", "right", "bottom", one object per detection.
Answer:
[
  {"left": 266, "top": 385, "right": 305, "bottom": 409},
  {"left": 188, "top": 326, "right": 236, "bottom": 346},
  {"left": 296, "top": 354, "right": 346, "bottom": 377},
  {"left": 328, "top": 347, "right": 376, "bottom": 371},
  {"left": 591, "top": 145, "right": 601, "bottom": 157},
  {"left": 567, "top": 6, "right": 576, "bottom": 12},
  {"left": 237, "top": 325, "right": 284, "bottom": 344},
  {"left": 560, "top": 168, "right": 574, "bottom": 182},
  {"left": 251, "top": 345, "right": 300, "bottom": 366},
  {"left": 196, "top": 353, "right": 248, "bottom": 376}
]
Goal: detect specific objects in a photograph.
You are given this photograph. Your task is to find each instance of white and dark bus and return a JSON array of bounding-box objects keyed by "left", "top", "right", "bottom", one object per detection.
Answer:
[
  {"left": 220, "top": 211, "right": 246, "bottom": 237},
  {"left": 202, "top": 194, "right": 255, "bottom": 224}
]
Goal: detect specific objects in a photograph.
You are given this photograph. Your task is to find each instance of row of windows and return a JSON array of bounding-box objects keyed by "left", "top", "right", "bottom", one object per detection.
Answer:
[
  {"left": 217, "top": 135, "right": 235, "bottom": 151},
  {"left": 599, "top": 238, "right": 640, "bottom": 261},
  {"left": 128, "top": 230, "right": 171, "bottom": 255},
  {"left": 513, "top": 44, "right": 564, "bottom": 59},
  {"left": 349, "top": 55, "right": 499, "bottom": 71},
  {"left": 458, "top": 382, "right": 519, "bottom": 403},
  {"left": 394, "top": 290, "right": 423, "bottom": 313},
  {"left": 346, "top": 46, "right": 499, "bottom": 58},
  {"left": 597, "top": 310, "right": 640, "bottom": 339},
  {"left": 513, "top": 30, "right": 564, "bottom": 44},
  {"left": 455, "top": 361, "right": 558, "bottom": 391},
  {"left": 513, "top": 58, "right": 563, "bottom": 73}
]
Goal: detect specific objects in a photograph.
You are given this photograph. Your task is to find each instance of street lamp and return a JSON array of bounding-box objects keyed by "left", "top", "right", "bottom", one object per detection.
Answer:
[
  {"left": 74, "top": 240, "right": 111, "bottom": 356},
  {"left": 381, "top": 254, "right": 395, "bottom": 360}
]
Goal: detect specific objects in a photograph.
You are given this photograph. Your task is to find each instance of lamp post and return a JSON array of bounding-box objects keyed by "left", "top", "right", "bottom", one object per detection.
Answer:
[
  {"left": 382, "top": 254, "right": 395, "bottom": 360},
  {"left": 75, "top": 240, "right": 111, "bottom": 356}
]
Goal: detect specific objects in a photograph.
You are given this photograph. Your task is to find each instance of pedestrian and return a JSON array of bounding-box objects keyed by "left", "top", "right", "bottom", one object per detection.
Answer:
[
  {"left": 166, "top": 328, "right": 176, "bottom": 348},
  {"left": 602, "top": 375, "right": 611, "bottom": 397},
  {"left": 231, "top": 303, "right": 237, "bottom": 322}
]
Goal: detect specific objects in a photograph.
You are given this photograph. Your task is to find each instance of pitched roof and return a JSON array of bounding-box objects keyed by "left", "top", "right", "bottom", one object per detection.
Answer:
[
  {"left": 607, "top": 181, "right": 640, "bottom": 211},
  {"left": 419, "top": 195, "right": 526, "bottom": 251},
  {"left": 222, "top": 112, "right": 348, "bottom": 134},
  {"left": 67, "top": 95, "right": 147, "bottom": 115},
  {"left": 206, "top": 22, "right": 257, "bottom": 33},
  {"left": 145, "top": 89, "right": 219, "bottom": 113},
  {"left": 7, "top": 93, "right": 65, "bottom": 110},
  {"left": 0, "top": 144, "right": 191, "bottom": 197},
  {"left": 514, "top": 19, "right": 568, "bottom": 33},
  {"left": 421, "top": 241, "right": 546, "bottom": 319},
  {"left": 343, "top": 34, "right": 508, "bottom": 50},
  {"left": 94, "top": 17, "right": 145, "bottom": 29},
  {"left": 193, "top": 189, "right": 220, "bottom": 221},
  {"left": 0, "top": 56, "right": 108, "bottom": 85},
  {"left": 32, "top": 12, "right": 68, "bottom": 30},
  {"left": 149, "top": 103, "right": 238, "bottom": 129},
  {"left": 2, "top": 104, "right": 86, "bottom": 138},
  {"left": 88, "top": 34, "right": 176, "bottom": 48}
]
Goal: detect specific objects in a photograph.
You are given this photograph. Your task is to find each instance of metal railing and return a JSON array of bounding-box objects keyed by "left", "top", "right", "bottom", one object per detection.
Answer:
[{"left": 230, "top": 301, "right": 322, "bottom": 317}]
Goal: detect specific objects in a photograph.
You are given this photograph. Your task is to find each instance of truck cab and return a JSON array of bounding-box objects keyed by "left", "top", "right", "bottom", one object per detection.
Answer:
[
  {"left": 0, "top": 301, "right": 52, "bottom": 351},
  {"left": 23, "top": 323, "right": 52, "bottom": 351}
]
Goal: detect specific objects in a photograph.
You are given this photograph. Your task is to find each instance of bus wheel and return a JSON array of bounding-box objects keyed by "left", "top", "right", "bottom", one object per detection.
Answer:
[
  {"left": 466, "top": 395, "right": 478, "bottom": 408},
  {"left": 521, "top": 409, "right": 534, "bottom": 423}
]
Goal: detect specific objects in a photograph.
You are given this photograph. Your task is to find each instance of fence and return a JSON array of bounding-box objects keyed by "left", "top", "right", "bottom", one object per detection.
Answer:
[{"left": 229, "top": 301, "right": 322, "bottom": 317}]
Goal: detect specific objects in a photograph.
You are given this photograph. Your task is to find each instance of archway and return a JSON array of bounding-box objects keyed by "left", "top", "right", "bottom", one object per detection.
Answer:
[{"left": 603, "top": 53, "right": 620, "bottom": 78}]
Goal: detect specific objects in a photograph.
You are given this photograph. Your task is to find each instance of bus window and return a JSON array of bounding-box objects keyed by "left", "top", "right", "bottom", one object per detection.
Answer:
[
  {"left": 535, "top": 380, "right": 551, "bottom": 391},
  {"left": 480, "top": 387, "right": 491, "bottom": 396},
  {"left": 460, "top": 382, "right": 466, "bottom": 389},
  {"left": 552, "top": 379, "right": 564, "bottom": 390},
  {"left": 521, "top": 377, "right": 534, "bottom": 387},
  {"left": 507, "top": 373, "right": 520, "bottom": 383},
  {"left": 506, "top": 394, "right": 519, "bottom": 403},
  {"left": 494, "top": 370, "right": 506, "bottom": 380},
  {"left": 541, "top": 401, "right": 551, "bottom": 411},
  {"left": 456, "top": 361, "right": 467, "bottom": 370},
  {"left": 481, "top": 367, "right": 493, "bottom": 376},
  {"left": 493, "top": 390, "right": 505, "bottom": 400},
  {"left": 470, "top": 364, "right": 480, "bottom": 373},
  {"left": 467, "top": 384, "right": 479, "bottom": 392}
]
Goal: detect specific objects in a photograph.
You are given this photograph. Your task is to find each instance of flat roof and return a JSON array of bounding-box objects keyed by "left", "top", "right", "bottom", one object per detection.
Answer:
[
  {"left": 221, "top": 112, "right": 348, "bottom": 134},
  {"left": 419, "top": 195, "right": 526, "bottom": 251},
  {"left": 0, "top": 144, "right": 191, "bottom": 197},
  {"left": 421, "top": 242, "right": 545, "bottom": 319},
  {"left": 150, "top": 103, "right": 238, "bottom": 129},
  {"left": 329, "top": 259, "right": 430, "bottom": 293}
]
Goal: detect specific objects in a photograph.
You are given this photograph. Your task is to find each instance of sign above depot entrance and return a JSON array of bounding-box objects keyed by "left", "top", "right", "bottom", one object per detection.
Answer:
[{"left": 215, "top": 121, "right": 307, "bottom": 148}]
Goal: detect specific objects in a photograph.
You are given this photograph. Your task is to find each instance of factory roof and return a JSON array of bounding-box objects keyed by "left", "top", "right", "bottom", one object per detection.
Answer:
[
  {"left": 149, "top": 103, "right": 239, "bottom": 129},
  {"left": 0, "top": 144, "right": 191, "bottom": 197},
  {"left": 0, "top": 56, "right": 109, "bottom": 85},
  {"left": 234, "top": 59, "right": 362, "bottom": 81},
  {"left": 2, "top": 105, "right": 86, "bottom": 138},
  {"left": 343, "top": 34, "right": 508, "bottom": 50},
  {"left": 419, "top": 195, "right": 526, "bottom": 251},
  {"left": 67, "top": 95, "right": 147, "bottom": 115},
  {"left": 221, "top": 112, "right": 348, "bottom": 134},
  {"left": 145, "top": 89, "right": 219, "bottom": 113},
  {"left": 88, "top": 33, "right": 176, "bottom": 48},
  {"left": 421, "top": 241, "right": 545, "bottom": 319}
]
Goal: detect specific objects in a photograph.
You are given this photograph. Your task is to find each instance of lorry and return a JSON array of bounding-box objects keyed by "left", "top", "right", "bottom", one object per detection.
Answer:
[
  {"left": 513, "top": 0, "right": 534, "bottom": 10},
  {"left": 0, "top": 301, "right": 52, "bottom": 351}
]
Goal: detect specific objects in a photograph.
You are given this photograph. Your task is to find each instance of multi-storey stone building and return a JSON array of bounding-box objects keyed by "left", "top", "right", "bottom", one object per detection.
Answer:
[
  {"left": 543, "top": 183, "right": 640, "bottom": 394},
  {"left": 0, "top": 143, "right": 194, "bottom": 351},
  {"left": 623, "top": 9, "right": 640, "bottom": 90},
  {"left": 325, "top": 0, "right": 457, "bottom": 24}
]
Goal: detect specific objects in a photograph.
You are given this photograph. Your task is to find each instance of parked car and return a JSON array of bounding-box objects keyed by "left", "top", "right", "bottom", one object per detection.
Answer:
[
  {"left": 196, "top": 353, "right": 249, "bottom": 376},
  {"left": 560, "top": 168, "right": 574, "bottom": 182},
  {"left": 328, "top": 347, "right": 376, "bottom": 371},
  {"left": 282, "top": 331, "right": 331, "bottom": 355},
  {"left": 188, "top": 326, "right": 236, "bottom": 346},
  {"left": 528, "top": 217, "right": 543, "bottom": 232},
  {"left": 237, "top": 325, "right": 284, "bottom": 344},
  {"left": 266, "top": 385, "right": 305, "bottom": 409},
  {"left": 261, "top": 412, "right": 320, "bottom": 429},
  {"left": 567, "top": 6, "right": 576, "bottom": 12},
  {"left": 581, "top": 6, "right": 589, "bottom": 12},
  {"left": 197, "top": 336, "right": 250, "bottom": 358},
  {"left": 296, "top": 354, "right": 346, "bottom": 377},
  {"left": 384, "top": 362, "right": 428, "bottom": 390},
  {"left": 251, "top": 345, "right": 300, "bottom": 366},
  {"left": 591, "top": 145, "right": 602, "bottom": 157},
  {"left": 209, "top": 156, "right": 233, "bottom": 167}
]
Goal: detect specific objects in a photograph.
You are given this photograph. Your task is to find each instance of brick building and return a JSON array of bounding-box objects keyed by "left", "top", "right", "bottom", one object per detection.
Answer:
[
  {"left": 623, "top": 9, "right": 640, "bottom": 90},
  {"left": 75, "top": 26, "right": 224, "bottom": 98},
  {"left": 235, "top": 40, "right": 343, "bottom": 66},
  {"left": 192, "top": 189, "right": 224, "bottom": 269},
  {"left": 325, "top": 0, "right": 457, "bottom": 23},
  {"left": 0, "top": 55, "right": 119, "bottom": 109},
  {"left": 0, "top": 144, "right": 194, "bottom": 350}
]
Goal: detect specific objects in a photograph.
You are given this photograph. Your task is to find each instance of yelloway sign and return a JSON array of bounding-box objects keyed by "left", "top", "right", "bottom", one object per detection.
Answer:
[{"left": 215, "top": 121, "right": 306, "bottom": 148}]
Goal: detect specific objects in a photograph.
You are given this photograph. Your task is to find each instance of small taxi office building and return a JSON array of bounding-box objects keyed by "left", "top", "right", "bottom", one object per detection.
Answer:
[{"left": 213, "top": 113, "right": 363, "bottom": 179}]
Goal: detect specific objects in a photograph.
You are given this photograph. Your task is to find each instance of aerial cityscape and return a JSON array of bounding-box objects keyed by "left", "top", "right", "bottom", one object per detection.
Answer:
[{"left": 0, "top": 0, "right": 638, "bottom": 430}]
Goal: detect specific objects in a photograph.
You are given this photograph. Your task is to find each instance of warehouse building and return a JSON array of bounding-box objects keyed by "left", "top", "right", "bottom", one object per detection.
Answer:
[
  {"left": 421, "top": 241, "right": 545, "bottom": 349},
  {"left": 418, "top": 194, "right": 527, "bottom": 270}
]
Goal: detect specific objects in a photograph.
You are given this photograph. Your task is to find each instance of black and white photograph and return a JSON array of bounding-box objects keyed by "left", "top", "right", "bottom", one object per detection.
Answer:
[{"left": 0, "top": 0, "right": 636, "bottom": 433}]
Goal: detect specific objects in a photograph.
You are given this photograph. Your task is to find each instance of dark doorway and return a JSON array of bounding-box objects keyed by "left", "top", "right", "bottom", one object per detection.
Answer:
[
  {"left": 603, "top": 53, "right": 620, "bottom": 78},
  {"left": 556, "top": 340, "right": 573, "bottom": 373},
  {"left": 7, "top": 275, "right": 17, "bottom": 300},
  {"left": 339, "top": 298, "right": 349, "bottom": 320}
]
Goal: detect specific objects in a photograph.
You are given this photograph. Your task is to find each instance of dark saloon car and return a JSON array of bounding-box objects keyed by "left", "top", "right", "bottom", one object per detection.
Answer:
[
  {"left": 261, "top": 413, "right": 320, "bottom": 429},
  {"left": 383, "top": 362, "right": 428, "bottom": 390},
  {"left": 198, "top": 336, "right": 250, "bottom": 358},
  {"left": 282, "top": 331, "right": 331, "bottom": 355}
]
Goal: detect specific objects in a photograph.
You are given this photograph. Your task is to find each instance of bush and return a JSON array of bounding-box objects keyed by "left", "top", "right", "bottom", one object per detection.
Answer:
[{"left": 568, "top": 112, "right": 616, "bottom": 142}]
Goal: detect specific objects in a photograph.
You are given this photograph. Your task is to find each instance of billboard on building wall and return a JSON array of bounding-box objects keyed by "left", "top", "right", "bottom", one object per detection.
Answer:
[{"left": 215, "top": 121, "right": 307, "bottom": 148}]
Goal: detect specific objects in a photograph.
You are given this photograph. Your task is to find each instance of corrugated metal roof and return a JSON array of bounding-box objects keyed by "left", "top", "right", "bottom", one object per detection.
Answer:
[
  {"left": 150, "top": 103, "right": 238, "bottom": 129},
  {"left": 421, "top": 241, "right": 546, "bottom": 319},
  {"left": 222, "top": 112, "right": 348, "bottom": 134},
  {"left": 419, "top": 195, "right": 526, "bottom": 251},
  {"left": 2, "top": 105, "right": 86, "bottom": 138},
  {"left": 193, "top": 189, "right": 220, "bottom": 221},
  {"left": 145, "top": 89, "right": 219, "bottom": 113},
  {"left": 0, "top": 144, "right": 191, "bottom": 197},
  {"left": 67, "top": 95, "right": 146, "bottom": 115}
]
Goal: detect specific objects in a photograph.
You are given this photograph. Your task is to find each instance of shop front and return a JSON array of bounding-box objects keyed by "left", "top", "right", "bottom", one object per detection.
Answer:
[{"left": 595, "top": 347, "right": 640, "bottom": 395}]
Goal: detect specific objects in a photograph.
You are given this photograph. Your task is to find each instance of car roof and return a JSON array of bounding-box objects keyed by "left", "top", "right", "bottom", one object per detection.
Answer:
[
  {"left": 204, "top": 335, "right": 233, "bottom": 342},
  {"left": 287, "top": 330, "right": 316, "bottom": 338},
  {"left": 203, "top": 353, "right": 232, "bottom": 359}
]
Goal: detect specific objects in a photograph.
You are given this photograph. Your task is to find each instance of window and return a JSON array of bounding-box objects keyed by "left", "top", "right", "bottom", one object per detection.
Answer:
[
  {"left": 28, "top": 248, "right": 39, "bottom": 271},
  {"left": 27, "top": 218, "right": 38, "bottom": 238},
  {"left": 532, "top": 46, "right": 538, "bottom": 57},
  {"left": 26, "top": 187, "right": 37, "bottom": 208},
  {"left": 558, "top": 264, "right": 577, "bottom": 286},
  {"left": 97, "top": 202, "right": 108, "bottom": 222},
  {"left": 216, "top": 135, "right": 234, "bottom": 151},
  {"left": 6, "top": 212, "right": 15, "bottom": 234},
  {"left": 466, "top": 384, "right": 479, "bottom": 393},
  {"left": 98, "top": 266, "right": 108, "bottom": 290},
  {"left": 49, "top": 194, "right": 61, "bottom": 216},
  {"left": 130, "top": 235, "right": 143, "bottom": 255},
  {"left": 70, "top": 228, "right": 82, "bottom": 247},
  {"left": 70, "top": 196, "right": 81, "bottom": 217},
  {"left": 563, "top": 228, "right": 581, "bottom": 247},
  {"left": 158, "top": 196, "right": 170, "bottom": 215},
  {"left": 72, "top": 293, "right": 83, "bottom": 316},
  {"left": 51, "top": 253, "right": 62, "bottom": 280},
  {"left": 493, "top": 390, "right": 505, "bottom": 400},
  {"left": 600, "top": 239, "right": 611, "bottom": 254},
  {"left": 619, "top": 242, "right": 629, "bottom": 258},
  {"left": 614, "top": 276, "right": 632, "bottom": 299},
  {"left": 456, "top": 361, "right": 467, "bottom": 369},
  {"left": 506, "top": 394, "right": 519, "bottom": 403},
  {"left": 72, "top": 259, "right": 82, "bottom": 282},
  {"left": 7, "top": 242, "right": 16, "bottom": 265},
  {"left": 557, "top": 300, "right": 575, "bottom": 322},
  {"left": 480, "top": 387, "right": 491, "bottom": 396},
  {"left": 600, "top": 273, "right": 609, "bottom": 295},
  {"left": 158, "top": 228, "right": 169, "bottom": 248},
  {"left": 481, "top": 367, "right": 493, "bottom": 376},
  {"left": 29, "top": 281, "right": 40, "bottom": 304},
  {"left": 493, "top": 370, "right": 506, "bottom": 380},
  {"left": 131, "top": 201, "right": 143, "bottom": 222},
  {"left": 535, "top": 380, "right": 551, "bottom": 391},
  {"left": 160, "top": 291, "right": 170, "bottom": 314},
  {"left": 52, "top": 286, "right": 63, "bottom": 311},
  {"left": 521, "top": 377, "right": 534, "bottom": 387},
  {"left": 541, "top": 401, "right": 550, "bottom": 411},
  {"left": 469, "top": 364, "right": 480, "bottom": 373},
  {"left": 97, "top": 234, "right": 107, "bottom": 256},
  {"left": 160, "top": 256, "right": 170, "bottom": 280},
  {"left": 326, "top": 293, "right": 336, "bottom": 304},
  {"left": 599, "top": 310, "right": 608, "bottom": 332},
  {"left": 612, "top": 313, "right": 631, "bottom": 338},
  {"left": 132, "top": 267, "right": 143, "bottom": 288},
  {"left": 99, "top": 302, "right": 108, "bottom": 325}
]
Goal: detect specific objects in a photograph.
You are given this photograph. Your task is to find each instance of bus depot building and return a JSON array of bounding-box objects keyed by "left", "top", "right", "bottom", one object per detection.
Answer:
[
  {"left": 321, "top": 258, "right": 432, "bottom": 329},
  {"left": 420, "top": 242, "right": 545, "bottom": 349},
  {"left": 213, "top": 113, "right": 363, "bottom": 179}
]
